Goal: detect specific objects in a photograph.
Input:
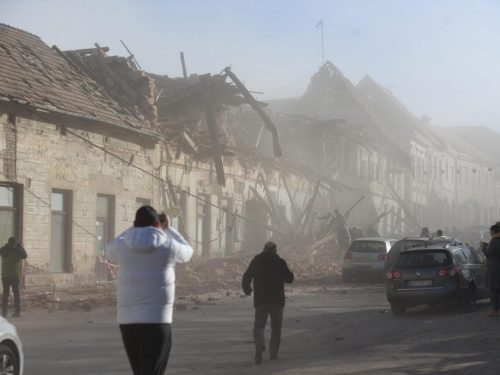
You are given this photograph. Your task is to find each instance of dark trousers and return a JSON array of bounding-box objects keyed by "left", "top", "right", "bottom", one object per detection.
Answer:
[
  {"left": 2, "top": 277, "right": 20, "bottom": 317},
  {"left": 490, "top": 288, "right": 500, "bottom": 311},
  {"left": 120, "top": 324, "right": 172, "bottom": 375},
  {"left": 253, "top": 304, "right": 283, "bottom": 359}
]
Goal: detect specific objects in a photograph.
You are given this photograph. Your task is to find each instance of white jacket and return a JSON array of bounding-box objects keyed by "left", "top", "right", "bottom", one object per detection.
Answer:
[{"left": 106, "top": 226, "right": 193, "bottom": 324}]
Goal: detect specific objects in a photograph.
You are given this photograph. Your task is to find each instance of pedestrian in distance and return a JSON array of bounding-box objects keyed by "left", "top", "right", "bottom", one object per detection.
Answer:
[
  {"left": 366, "top": 223, "right": 380, "bottom": 238},
  {"left": 419, "top": 227, "right": 431, "bottom": 237},
  {"left": 106, "top": 206, "right": 194, "bottom": 375},
  {"left": 242, "top": 241, "right": 294, "bottom": 365},
  {"left": 481, "top": 222, "right": 500, "bottom": 317},
  {"left": 0, "top": 237, "right": 27, "bottom": 318},
  {"left": 436, "top": 229, "right": 443, "bottom": 237},
  {"left": 333, "top": 209, "right": 351, "bottom": 252}
]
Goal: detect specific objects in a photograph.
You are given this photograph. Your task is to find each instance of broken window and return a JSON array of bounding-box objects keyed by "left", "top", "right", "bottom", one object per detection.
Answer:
[
  {"left": 50, "top": 190, "right": 72, "bottom": 273},
  {"left": 360, "top": 148, "right": 369, "bottom": 179},
  {"left": 95, "top": 194, "right": 115, "bottom": 256}
]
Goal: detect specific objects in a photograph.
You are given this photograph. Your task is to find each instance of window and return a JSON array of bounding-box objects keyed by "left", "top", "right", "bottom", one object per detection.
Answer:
[
  {"left": 396, "top": 251, "right": 451, "bottom": 268},
  {"left": 369, "top": 153, "right": 374, "bottom": 180},
  {"left": 348, "top": 241, "right": 387, "bottom": 254},
  {"left": 360, "top": 148, "right": 369, "bottom": 178},
  {"left": 439, "top": 159, "right": 442, "bottom": 182},
  {"left": 471, "top": 169, "right": 475, "bottom": 187},
  {"left": 452, "top": 249, "right": 467, "bottom": 264},
  {"left": 463, "top": 167, "right": 468, "bottom": 185},
  {"left": 445, "top": 161, "right": 449, "bottom": 182},
  {"left": 96, "top": 195, "right": 115, "bottom": 256},
  {"left": 0, "top": 184, "right": 20, "bottom": 249},
  {"left": 457, "top": 166, "right": 461, "bottom": 184},
  {"left": 478, "top": 171, "right": 481, "bottom": 189},
  {"left": 50, "top": 190, "right": 72, "bottom": 273},
  {"left": 136, "top": 198, "right": 151, "bottom": 211}
]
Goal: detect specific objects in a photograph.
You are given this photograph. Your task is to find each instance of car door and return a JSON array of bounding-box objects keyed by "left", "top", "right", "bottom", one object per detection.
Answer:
[{"left": 461, "top": 246, "right": 486, "bottom": 291}]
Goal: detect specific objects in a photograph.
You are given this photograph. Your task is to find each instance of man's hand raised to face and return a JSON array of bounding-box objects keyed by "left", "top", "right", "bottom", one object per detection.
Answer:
[{"left": 158, "top": 212, "right": 170, "bottom": 231}]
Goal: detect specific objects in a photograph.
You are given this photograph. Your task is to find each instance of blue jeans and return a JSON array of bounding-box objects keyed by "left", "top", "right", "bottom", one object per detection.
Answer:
[
  {"left": 2, "top": 277, "right": 20, "bottom": 317},
  {"left": 253, "top": 304, "right": 283, "bottom": 358}
]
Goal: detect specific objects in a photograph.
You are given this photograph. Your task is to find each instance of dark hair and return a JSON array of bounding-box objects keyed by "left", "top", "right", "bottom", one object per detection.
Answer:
[
  {"left": 135, "top": 206, "right": 158, "bottom": 227},
  {"left": 490, "top": 222, "right": 500, "bottom": 234},
  {"left": 264, "top": 241, "right": 277, "bottom": 252},
  {"left": 8, "top": 237, "right": 15, "bottom": 245},
  {"left": 436, "top": 229, "right": 443, "bottom": 236}
]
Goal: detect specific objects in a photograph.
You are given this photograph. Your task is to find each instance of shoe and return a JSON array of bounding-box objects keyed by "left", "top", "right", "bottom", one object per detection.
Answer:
[
  {"left": 11, "top": 313, "right": 20, "bottom": 318},
  {"left": 270, "top": 355, "right": 280, "bottom": 360},
  {"left": 486, "top": 310, "right": 499, "bottom": 317},
  {"left": 255, "top": 347, "right": 263, "bottom": 365}
]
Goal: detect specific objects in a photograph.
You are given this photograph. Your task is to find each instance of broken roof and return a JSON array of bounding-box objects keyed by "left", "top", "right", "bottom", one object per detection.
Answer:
[
  {"left": 0, "top": 23, "right": 159, "bottom": 138},
  {"left": 356, "top": 74, "right": 444, "bottom": 149},
  {"left": 443, "top": 126, "right": 500, "bottom": 164}
]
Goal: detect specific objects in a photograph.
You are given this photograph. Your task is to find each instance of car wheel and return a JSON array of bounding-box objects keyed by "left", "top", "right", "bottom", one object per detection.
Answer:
[
  {"left": 0, "top": 344, "right": 18, "bottom": 375},
  {"left": 463, "top": 285, "right": 477, "bottom": 313},
  {"left": 342, "top": 272, "right": 352, "bottom": 283},
  {"left": 391, "top": 305, "right": 406, "bottom": 315}
]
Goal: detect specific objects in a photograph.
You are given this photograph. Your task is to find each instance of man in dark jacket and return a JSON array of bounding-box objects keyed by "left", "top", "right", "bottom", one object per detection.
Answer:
[
  {"left": 0, "top": 237, "right": 27, "bottom": 318},
  {"left": 242, "top": 242, "right": 294, "bottom": 365},
  {"left": 481, "top": 222, "right": 500, "bottom": 317}
]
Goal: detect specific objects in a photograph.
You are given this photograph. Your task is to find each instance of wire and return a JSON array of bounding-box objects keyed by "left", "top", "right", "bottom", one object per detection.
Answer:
[{"left": 10, "top": 98, "right": 225, "bottom": 212}]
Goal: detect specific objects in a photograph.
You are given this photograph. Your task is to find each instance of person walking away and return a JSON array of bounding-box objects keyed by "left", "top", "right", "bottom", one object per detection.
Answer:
[
  {"left": 333, "top": 209, "right": 351, "bottom": 252},
  {"left": 366, "top": 224, "right": 380, "bottom": 238},
  {"left": 242, "top": 242, "right": 294, "bottom": 365},
  {"left": 419, "top": 227, "right": 431, "bottom": 237},
  {"left": 0, "top": 237, "right": 27, "bottom": 318},
  {"left": 481, "top": 222, "right": 500, "bottom": 317},
  {"left": 436, "top": 229, "right": 443, "bottom": 237},
  {"left": 106, "top": 206, "right": 193, "bottom": 375}
]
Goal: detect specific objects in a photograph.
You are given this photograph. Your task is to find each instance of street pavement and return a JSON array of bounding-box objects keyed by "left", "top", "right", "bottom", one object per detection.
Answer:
[{"left": 12, "top": 281, "right": 500, "bottom": 375}]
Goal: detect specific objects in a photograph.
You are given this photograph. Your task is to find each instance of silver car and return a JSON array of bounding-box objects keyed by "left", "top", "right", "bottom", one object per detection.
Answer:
[
  {"left": 342, "top": 238, "right": 397, "bottom": 282},
  {"left": 0, "top": 317, "right": 23, "bottom": 375}
]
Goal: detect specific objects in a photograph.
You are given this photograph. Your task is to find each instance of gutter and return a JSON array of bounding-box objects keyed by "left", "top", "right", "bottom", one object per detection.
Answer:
[{"left": 0, "top": 96, "right": 166, "bottom": 142}]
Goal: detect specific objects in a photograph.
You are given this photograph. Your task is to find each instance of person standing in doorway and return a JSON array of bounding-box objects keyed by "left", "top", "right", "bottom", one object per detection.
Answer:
[
  {"left": 242, "top": 242, "right": 294, "bottom": 365},
  {"left": 106, "top": 206, "right": 193, "bottom": 375},
  {"left": 481, "top": 222, "right": 500, "bottom": 317},
  {"left": 0, "top": 237, "right": 27, "bottom": 318}
]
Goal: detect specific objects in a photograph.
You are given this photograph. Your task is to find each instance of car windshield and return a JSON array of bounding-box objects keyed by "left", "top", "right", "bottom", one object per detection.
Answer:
[
  {"left": 349, "top": 241, "right": 387, "bottom": 253},
  {"left": 395, "top": 251, "right": 451, "bottom": 269}
]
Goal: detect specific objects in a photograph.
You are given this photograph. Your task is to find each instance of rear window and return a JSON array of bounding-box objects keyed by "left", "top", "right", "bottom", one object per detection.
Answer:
[
  {"left": 395, "top": 251, "right": 451, "bottom": 269},
  {"left": 349, "top": 241, "right": 387, "bottom": 253},
  {"left": 390, "top": 240, "right": 428, "bottom": 254}
]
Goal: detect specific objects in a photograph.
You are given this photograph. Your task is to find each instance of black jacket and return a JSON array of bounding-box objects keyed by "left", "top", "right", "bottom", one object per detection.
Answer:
[{"left": 242, "top": 251, "right": 294, "bottom": 308}]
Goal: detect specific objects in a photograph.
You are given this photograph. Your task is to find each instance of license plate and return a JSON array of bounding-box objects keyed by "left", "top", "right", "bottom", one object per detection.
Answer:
[{"left": 407, "top": 280, "right": 432, "bottom": 287}]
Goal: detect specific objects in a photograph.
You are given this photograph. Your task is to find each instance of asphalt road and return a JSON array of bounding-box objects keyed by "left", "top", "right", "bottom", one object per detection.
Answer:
[{"left": 12, "top": 281, "right": 500, "bottom": 375}]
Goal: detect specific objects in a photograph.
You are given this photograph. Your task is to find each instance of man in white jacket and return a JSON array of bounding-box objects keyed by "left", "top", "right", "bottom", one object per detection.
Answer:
[{"left": 106, "top": 205, "right": 193, "bottom": 375}]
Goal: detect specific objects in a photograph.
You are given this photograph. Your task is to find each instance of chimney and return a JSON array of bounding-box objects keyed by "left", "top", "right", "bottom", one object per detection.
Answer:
[{"left": 421, "top": 115, "right": 431, "bottom": 124}]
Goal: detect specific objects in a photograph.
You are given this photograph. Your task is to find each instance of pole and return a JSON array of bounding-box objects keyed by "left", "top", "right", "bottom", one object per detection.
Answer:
[{"left": 321, "top": 21, "right": 324, "bottom": 65}]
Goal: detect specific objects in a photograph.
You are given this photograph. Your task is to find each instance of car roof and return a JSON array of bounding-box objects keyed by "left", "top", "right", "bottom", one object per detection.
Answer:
[
  {"left": 400, "top": 245, "right": 464, "bottom": 253},
  {"left": 352, "top": 237, "right": 396, "bottom": 242},
  {"left": 400, "top": 237, "right": 430, "bottom": 241}
]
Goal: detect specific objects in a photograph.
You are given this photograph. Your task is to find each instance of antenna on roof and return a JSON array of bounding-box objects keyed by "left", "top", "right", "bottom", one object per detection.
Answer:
[{"left": 120, "top": 39, "right": 142, "bottom": 70}]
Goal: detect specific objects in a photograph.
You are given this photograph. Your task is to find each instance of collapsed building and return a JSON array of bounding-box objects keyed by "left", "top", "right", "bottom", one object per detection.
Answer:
[{"left": 0, "top": 23, "right": 499, "bottom": 288}]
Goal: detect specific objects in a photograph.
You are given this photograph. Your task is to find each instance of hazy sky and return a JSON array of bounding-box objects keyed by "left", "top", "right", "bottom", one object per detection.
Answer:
[{"left": 1, "top": 0, "right": 500, "bottom": 131}]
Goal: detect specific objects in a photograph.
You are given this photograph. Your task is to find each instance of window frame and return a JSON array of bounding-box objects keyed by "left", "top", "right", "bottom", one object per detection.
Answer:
[{"left": 50, "top": 189, "right": 73, "bottom": 273}]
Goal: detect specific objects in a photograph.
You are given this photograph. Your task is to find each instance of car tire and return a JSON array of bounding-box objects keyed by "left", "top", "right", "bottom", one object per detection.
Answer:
[
  {"left": 342, "top": 272, "right": 352, "bottom": 283},
  {"left": 391, "top": 305, "right": 406, "bottom": 315},
  {"left": 462, "top": 285, "right": 477, "bottom": 313},
  {"left": 0, "top": 344, "right": 18, "bottom": 375}
]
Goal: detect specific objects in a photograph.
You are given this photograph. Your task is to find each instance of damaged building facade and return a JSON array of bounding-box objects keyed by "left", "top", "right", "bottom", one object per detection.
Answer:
[{"left": 0, "top": 22, "right": 499, "bottom": 287}]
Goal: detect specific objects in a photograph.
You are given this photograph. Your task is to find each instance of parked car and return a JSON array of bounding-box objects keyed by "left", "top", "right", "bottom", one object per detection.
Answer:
[
  {"left": 386, "top": 245, "right": 489, "bottom": 315},
  {"left": 342, "top": 238, "right": 397, "bottom": 282},
  {"left": 384, "top": 237, "right": 431, "bottom": 273},
  {"left": 0, "top": 317, "right": 24, "bottom": 375}
]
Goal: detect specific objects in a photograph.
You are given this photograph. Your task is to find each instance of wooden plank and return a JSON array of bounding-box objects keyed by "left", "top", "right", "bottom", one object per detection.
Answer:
[
  {"left": 281, "top": 174, "right": 300, "bottom": 226},
  {"left": 200, "top": 73, "right": 225, "bottom": 186},
  {"left": 180, "top": 52, "right": 188, "bottom": 79},
  {"left": 71, "top": 47, "right": 110, "bottom": 54},
  {"left": 300, "top": 179, "right": 321, "bottom": 235},
  {"left": 224, "top": 67, "right": 282, "bottom": 157}
]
